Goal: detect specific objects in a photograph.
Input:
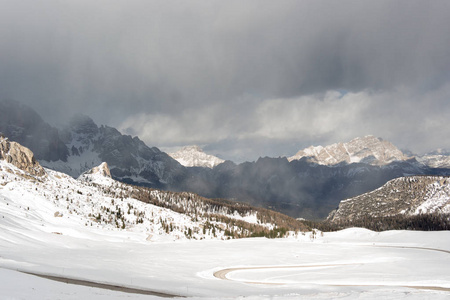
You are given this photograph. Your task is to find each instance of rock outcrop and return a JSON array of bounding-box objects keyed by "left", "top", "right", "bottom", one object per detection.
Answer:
[
  {"left": 0, "top": 135, "right": 46, "bottom": 176},
  {"left": 82, "top": 162, "right": 112, "bottom": 178}
]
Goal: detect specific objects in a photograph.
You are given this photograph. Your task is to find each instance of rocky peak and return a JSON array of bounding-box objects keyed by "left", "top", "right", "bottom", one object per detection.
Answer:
[
  {"left": 288, "top": 135, "right": 410, "bottom": 166},
  {"left": 83, "top": 162, "right": 112, "bottom": 178},
  {"left": 0, "top": 136, "right": 46, "bottom": 177},
  {"left": 69, "top": 114, "right": 99, "bottom": 138}
]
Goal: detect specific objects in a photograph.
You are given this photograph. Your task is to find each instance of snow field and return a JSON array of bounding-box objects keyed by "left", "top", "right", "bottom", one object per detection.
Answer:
[{"left": 1, "top": 160, "right": 450, "bottom": 299}]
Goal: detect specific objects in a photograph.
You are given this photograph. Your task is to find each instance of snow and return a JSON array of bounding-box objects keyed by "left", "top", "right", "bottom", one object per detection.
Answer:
[
  {"left": 415, "top": 180, "right": 450, "bottom": 214},
  {"left": 1, "top": 223, "right": 450, "bottom": 300},
  {"left": 169, "top": 145, "right": 225, "bottom": 168},
  {"left": 42, "top": 147, "right": 102, "bottom": 178},
  {"left": 1, "top": 160, "right": 450, "bottom": 299}
]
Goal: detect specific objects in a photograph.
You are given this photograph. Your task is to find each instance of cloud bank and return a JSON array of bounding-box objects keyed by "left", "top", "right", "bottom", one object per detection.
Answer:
[{"left": 1, "top": 1, "right": 450, "bottom": 161}]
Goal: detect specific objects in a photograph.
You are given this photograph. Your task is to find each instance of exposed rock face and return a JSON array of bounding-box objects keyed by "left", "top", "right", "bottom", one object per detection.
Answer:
[
  {"left": 288, "top": 136, "right": 410, "bottom": 166},
  {"left": 327, "top": 176, "right": 450, "bottom": 223},
  {"left": 82, "top": 162, "right": 112, "bottom": 178},
  {"left": 169, "top": 145, "right": 225, "bottom": 168},
  {"left": 0, "top": 135, "right": 46, "bottom": 176}
]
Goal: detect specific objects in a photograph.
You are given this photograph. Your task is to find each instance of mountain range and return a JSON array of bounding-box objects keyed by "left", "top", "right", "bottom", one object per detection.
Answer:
[
  {"left": 1, "top": 99, "right": 450, "bottom": 219},
  {"left": 0, "top": 135, "right": 304, "bottom": 240}
]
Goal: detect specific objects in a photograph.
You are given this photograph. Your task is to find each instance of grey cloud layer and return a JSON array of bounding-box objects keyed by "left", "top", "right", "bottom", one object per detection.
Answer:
[{"left": 1, "top": 1, "right": 449, "bottom": 161}]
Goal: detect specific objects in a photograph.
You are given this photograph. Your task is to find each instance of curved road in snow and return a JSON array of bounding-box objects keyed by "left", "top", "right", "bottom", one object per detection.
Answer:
[{"left": 213, "top": 245, "right": 450, "bottom": 292}]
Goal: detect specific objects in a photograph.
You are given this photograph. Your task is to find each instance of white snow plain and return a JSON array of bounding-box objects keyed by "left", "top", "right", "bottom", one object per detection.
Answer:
[
  {"left": 1, "top": 163, "right": 450, "bottom": 299},
  {"left": 1, "top": 227, "right": 450, "bottom": 300}
]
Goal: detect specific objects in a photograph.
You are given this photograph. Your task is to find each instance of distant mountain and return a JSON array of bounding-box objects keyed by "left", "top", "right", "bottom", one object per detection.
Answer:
[
  {"left": 0, "top": 139, "right": 305, "bottom": 240},
  {"left": 36, "top": 113, "right": 185, "bottom": 189},
  {"left": 168, "top": 145, "right": 225, "bottom": 168},
  {"left": 182, "top": 156, "right": 442, "bottom": 219},
  {"left": 0, "top": 100, "right": 68, "bottom": 162},
  {"left": 417, "top": 150, "right": 450, "bottom": 169},
  {"left": 288, "top": 135, "right": 410, "bottom": 166}
]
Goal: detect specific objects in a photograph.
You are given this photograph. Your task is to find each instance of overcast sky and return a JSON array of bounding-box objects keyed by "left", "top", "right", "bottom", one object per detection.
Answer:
[{"left": 1, "top": 1, "right": 450, "bottom": 162}]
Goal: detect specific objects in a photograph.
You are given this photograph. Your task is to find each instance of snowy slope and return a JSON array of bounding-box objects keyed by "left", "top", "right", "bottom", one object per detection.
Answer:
[
  {"left": 169, "top": 145, "right": 225, "bottom": 168},
  {"left": 1, "top": 159, "right": 290, "bottom": 242},
  {"left": 288, "top": 135, "right": 410, "bottom": 166},
  {"left": 1, "top": 155, "right": 450, "bottom": 299},
  {"left": 328, "top": 176, "right": 450, "bottom": 222},
  {"left": 1, "top": 213, "right": 450, "bottom": 300},
  {"left": 0, "top": 161, "right": 204, "bottom": 241}
]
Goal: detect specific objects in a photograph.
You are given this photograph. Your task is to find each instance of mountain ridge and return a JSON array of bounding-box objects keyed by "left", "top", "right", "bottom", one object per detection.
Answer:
[
  {"left": 288, "top": 135, "right": 410, "bottom": 166},
  {"left": 2, "top": 100, "right": 450, "bottom": 219},
  {"left": 0, "top": 141, "right": 305, "bottom": 240}
]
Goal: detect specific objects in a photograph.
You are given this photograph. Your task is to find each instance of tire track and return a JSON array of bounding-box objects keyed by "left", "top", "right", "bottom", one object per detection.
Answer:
[{"left": 19, "top": 270, "right": 185, "bottom": 298}]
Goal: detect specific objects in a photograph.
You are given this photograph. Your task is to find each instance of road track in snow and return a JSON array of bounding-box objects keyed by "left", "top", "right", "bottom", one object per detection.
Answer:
[
  {"left": 19, "top": 270, "right": 185, "bottom": 298},
  {"left": 213, "top": 245, "right": 450, "bottom": 292}
]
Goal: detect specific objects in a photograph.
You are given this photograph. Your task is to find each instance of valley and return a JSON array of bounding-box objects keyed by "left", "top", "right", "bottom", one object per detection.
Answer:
[{"left": 0, "top": 135, "right": 449, "bottom": 299}]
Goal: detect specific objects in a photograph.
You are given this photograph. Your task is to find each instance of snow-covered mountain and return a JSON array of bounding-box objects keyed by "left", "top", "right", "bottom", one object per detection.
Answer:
[
  {"left": 169, "top": 145, "right": 224, "bottom": 168},
  {"left": 417, "top": 149, "right": 450, "bottom": 169},
  {"left": 41, "top": 114, "right": 185, "bottom": 188},
  {"left": 327, "top": 176, "right": 450, "bottom": 223},
  {"left": 288, "top": 135, "right": 410, "bottom": 166},
  {"left": 0, "top": 136, "right": 304, "bottom": 241}
]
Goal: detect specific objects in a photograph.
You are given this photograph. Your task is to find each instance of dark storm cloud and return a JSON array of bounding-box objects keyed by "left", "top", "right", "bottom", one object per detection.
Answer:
[{"left": 1, "top": 0, "right": 450, "bottom": 160}]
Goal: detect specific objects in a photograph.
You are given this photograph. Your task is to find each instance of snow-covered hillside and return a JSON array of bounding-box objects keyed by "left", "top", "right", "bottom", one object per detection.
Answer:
[
  {"left": 328, "top": 176, "right": 450, "bottom": 223},
  {"left": 169, "top": 145, "right": 225, "bottom": 168},
  {"left": 288, "top": 135, "right": 410, "bottom": 166},
  {"left": 0, "top": 136, "right": 303, "bottom": 241}
]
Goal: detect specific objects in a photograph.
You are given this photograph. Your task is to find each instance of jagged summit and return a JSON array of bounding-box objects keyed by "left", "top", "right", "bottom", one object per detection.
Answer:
[
  {"left": 288, "top": 135, "right": 410, "bottom": 166},
  {"left": 0, "top": 135, "right": 46, "bottom": 177},
  {"left": 169, "top": 145, "right": 224, "bottom": 168},
  {"left": 43, "top": 113, "right": 184, "bottom": 187},
  {"left": 82, "top": 162, "right": 112, "bottom": 178},
  {"left": 77, "top": 162, "right": 114, "bottom": 186}
]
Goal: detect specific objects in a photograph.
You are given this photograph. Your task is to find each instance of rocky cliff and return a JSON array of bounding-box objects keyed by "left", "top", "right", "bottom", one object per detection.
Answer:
[
  {"left": 81, "top": 162, "right": 112, "bottom": 178},
  {"left": 0, "top": 135, "right": 46, "bottom": 177}
]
